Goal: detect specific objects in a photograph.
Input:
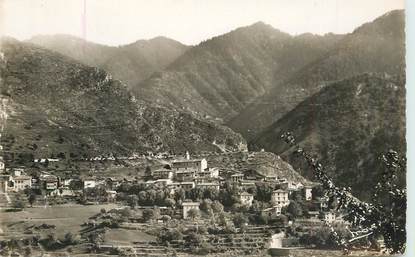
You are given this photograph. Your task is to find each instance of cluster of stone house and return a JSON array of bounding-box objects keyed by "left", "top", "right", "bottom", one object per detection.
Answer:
[
  {"left": 147, "top": 153, "right": 221, "bottom": 194},
  {"left": 0, "top": 157, "right": 117, "bottom": 201},
  {"left": 150, "top": 153, "right": 319, "bottom": 220}
]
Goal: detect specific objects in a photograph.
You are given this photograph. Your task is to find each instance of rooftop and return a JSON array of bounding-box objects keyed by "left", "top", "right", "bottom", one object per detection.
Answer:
[
  {"left": 273, "top": 189, "right": 288, "bottom": 193},
  {"left": 13, "top": 175, "right": 32, "bottom": 180},
  {"left": 182, "top": 202, "right": 200, "bottom": 206},
  {"left": 173, "top": 158, "right": 206, "bottom": 164}
]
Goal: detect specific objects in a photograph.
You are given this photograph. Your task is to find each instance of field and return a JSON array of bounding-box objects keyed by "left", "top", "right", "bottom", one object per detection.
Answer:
[
  {"left": 0, "top": 203, "right": 117, "bottom": 239},
  {"left": 201, "top": 249, "right": 388, "bottom": 257},
  {"left": 289, "top": 249, "right": 388, "bottom": 257},
  {"left": 104, "top": 228, "right": 156, "bottom": 245}
]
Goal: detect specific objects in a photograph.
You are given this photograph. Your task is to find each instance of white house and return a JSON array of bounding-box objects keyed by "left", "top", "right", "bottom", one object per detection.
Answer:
[
  {"left": 271, "top": 189, "right": 290, "bottom": 206},
  {"left": 262, "top": 205, "right": 283, "bottom": 217},
  {"left": 83, "top": 179, "right": 96, "bottom": 189},
  {"left": 239, "top": 192, "right": 254, "bottom": 207},
  {"left": 230, "top": 173, "right": 244, "bottom": 183},
  {"left": 10, "top": 175, "right": 32, "bottom": 192},
  {"left": 182, "top": 202, "right": 200, "bottom": 219},
  {"left": 304, "top": 186, "right": 313, "bottom": 201},
  {"left": 324, "top": 212, "right": 336, "bottom": 223},
  {"left": 172, "top": 158, "right": 207, "bottom": 173},
  {"left": 0, "top": 157, "right": 4, "bottom": 173},
  {"left": 196, "top": 182, "right": 220, "bottom": 191}
]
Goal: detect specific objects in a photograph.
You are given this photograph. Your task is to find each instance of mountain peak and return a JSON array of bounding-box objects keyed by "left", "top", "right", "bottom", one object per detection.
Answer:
[
  {"left": 243, "top": 21, "right": 280, "bottom": 32},
  {"left": 352, "top": 9, "right": 404, "bottom": 35}
]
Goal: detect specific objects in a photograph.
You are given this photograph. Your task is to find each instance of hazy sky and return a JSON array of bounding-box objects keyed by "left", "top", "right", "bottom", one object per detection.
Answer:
[{"left": 1, "top": 0, "right": 405, "bottom": 46}]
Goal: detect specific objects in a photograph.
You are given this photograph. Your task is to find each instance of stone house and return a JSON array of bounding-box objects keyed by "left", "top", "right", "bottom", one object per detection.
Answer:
[
  {"left": 271, "top": 189, "right": 290, "bottom": 207},
  {"left": 239, "top": 192, "right": 254, "bottom": 207}
]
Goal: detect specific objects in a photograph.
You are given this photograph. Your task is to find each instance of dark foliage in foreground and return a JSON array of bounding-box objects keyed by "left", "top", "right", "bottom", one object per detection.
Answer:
[{"left": 281, "top": 132, "right": 406, "bottom": 254}]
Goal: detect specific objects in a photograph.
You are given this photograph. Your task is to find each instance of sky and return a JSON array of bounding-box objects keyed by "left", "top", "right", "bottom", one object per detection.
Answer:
[{"left": 0, "top": 0, "right": 405, "bottom": 46}]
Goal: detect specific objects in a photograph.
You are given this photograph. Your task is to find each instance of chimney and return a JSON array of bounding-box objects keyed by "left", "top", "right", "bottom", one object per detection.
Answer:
[{"left": 186, "top": 151, "right": 190, "bottom": 160}]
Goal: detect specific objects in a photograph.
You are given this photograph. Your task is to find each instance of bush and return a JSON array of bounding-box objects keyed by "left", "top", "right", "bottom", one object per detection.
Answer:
[
  {"left": 194, "top": 242, "right": 214, "bottom": 255},
  {"left": 232, "top": 213, "right": 248, "bottom": 228}
]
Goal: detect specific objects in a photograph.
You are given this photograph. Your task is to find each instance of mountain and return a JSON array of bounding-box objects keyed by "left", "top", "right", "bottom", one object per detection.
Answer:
[
  {"left": 135, "top": 22, "right": 342, "bottom": 122},
  {"left": 229, "top": 10, "right": 405, "bottom": 139},
  {"left": 0, "top": 38, "right": 246, "bottom": 164},
  {"left": 28, "top": 35, "right": 189, "bottom": 88},
  {"left": 250, "top": 73, "right": 406, "bottom": 199}
]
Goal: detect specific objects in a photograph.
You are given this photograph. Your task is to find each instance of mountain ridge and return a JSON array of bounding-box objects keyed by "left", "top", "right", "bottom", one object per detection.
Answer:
[
  {"left": 0, "top": 38, "right": 246, "bottom": 164},
  {"left": 228, "top": 9, "right": 405, "bottom": 139},
  {"left": 28, "top": 34, "right": 190, "bottom": 89},
  {"left": 135, "top": 21, "right": 343, "bottom": 122}
]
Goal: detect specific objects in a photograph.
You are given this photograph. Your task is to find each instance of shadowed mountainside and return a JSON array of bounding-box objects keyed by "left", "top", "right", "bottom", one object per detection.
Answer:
[{"left": 250, "top": 73, "right": 406, "bottom": 200}]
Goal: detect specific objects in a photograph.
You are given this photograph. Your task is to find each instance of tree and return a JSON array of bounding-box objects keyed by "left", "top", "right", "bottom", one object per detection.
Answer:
[
  {"left": 187, "top": 232, "right": 202, "bottom": 247},
  {"left": 142, "top": 209, "right": 156, "bottom": 222},
  {"left": 62, "top": 232, "right": 76, "bottom": 245},
  {"left": 287, "top": 201, "right": 303, "bottom": 219},
  {"left": 161, "top": 215, "right": 171, "bottom": 223},
  {"left": 127, "top": 195, "right": 139, "bottom": 209},
  {"left": 69, "top": 179, "right": 83, "bottom": 190},
  {"left": 187, "top": 208, "right": 200, "bottom": 221},
  {"left": 174, "top": 188, "right": 186, "bottom": 202},
  {"left": 255, "top": 183, "right": 274, "bottom": 202},
  {"left": 232, "top": 213, "right": 248, "bottom": 228},
  {"left": 281, "top": 132, "right": 406, "bottom": 254},
  {"left": 200, "top": 199, "right": 213, "bottom": 215},
  {"left": 164, "top": 198, "right": 176, "bottom": 208},
  {"left": 12, "top": 195, "right": 26, "bottom": 210},
  {"left": 28, "top": 192, "right": 37, "bottom": 207},
  {"left": 218, "top": 182, "right": 239, "bottom": 207},
  {"left": 211, "top": 200, "right": 224, "bottom": 214},
  {"left": 145, "top": 166, "right": 152, "bottom": 177}
]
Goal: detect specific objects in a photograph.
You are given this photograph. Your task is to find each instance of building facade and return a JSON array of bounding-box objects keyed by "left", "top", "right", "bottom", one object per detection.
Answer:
[{"left": 271, "top": 189, "right": 290, "bottom": 206}]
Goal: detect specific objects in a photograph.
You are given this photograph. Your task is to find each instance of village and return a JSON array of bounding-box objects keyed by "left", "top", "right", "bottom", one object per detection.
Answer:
[{"left": 0, "top": 147, "right": 363, "bottom": 257}]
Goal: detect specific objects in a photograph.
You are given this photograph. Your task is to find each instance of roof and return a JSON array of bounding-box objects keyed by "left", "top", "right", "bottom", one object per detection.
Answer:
[
  {"left": 197, "top": 182, "right": 219, "bottom": 186},
  {"left": 241, "top": 181, "right": 256, "bottom": 185},
  {"left": 13, "top": 175, "right": 31, "bottom": 180},
  {"left": 239, "top": 192, "right": 253, "bottom": 196},
  {"left": 231, "top": 173, "right": 244, "bottom": 177},
  {"left": 173, "top": 158, "right": 205, "bottom": 164},
  {"left": 153, "top": 168, "right": 172, "bottom": 172},
  {"left": 273, "top": 189, "right": 288, "bottom": 193},
  {"left": 308, "top": 211, "right": 320, "bottom": 215},
  {"left": 262, "top": 205, "right": 282, "bottom": 212},
  {"left": 155, "top": 179, "right": 172, "bottom": 182},
  {"left": 182, "top": 202, "right": 200, "bottom": 206},
  {"left": 175, "top": 170, "right": 194, "bottom": 174},
  {"left": 41, "top": 175, "right": 58, "bottom": 182}
]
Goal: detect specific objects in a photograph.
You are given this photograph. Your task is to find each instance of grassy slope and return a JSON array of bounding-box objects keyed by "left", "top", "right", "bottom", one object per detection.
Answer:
[
  {"left": 0, "top": 38, "right": 246, "bottom": 165},
  {"left": 250, "top": 74, "right": 406, "bottom": 199}
]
